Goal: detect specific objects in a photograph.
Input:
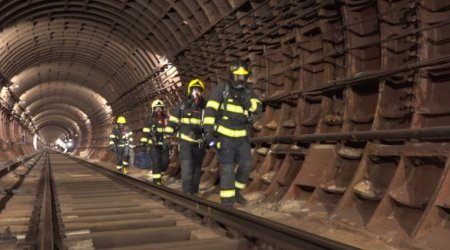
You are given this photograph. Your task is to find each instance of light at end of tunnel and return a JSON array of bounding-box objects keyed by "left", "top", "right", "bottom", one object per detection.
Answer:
[
  {"left": 103, "top": 104, "right": 112, "bottom": 114},
  {"left": 159, "top": 56, "right": 169, "bottom": 65}
]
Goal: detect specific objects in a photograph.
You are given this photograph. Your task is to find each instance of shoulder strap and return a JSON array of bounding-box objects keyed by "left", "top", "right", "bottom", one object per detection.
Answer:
[{"left": 222, "top": 83, "right": 229, "bottom": 111}]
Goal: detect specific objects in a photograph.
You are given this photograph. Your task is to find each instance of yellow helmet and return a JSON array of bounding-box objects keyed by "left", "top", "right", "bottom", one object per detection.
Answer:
[
  {"left": 117, "top": 116, "right": 126, "bottom": 124},
  {"left": 187, "top": 78, "right": 205, "bottom": 95},
  {"left": 151, "top": 99, "right": 165, "bottom": 109}
]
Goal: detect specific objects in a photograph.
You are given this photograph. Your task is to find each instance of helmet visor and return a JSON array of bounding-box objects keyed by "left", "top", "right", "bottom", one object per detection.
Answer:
[
  {"left": 232, "top": 74, "right": 248, "bottom": 82},
  {"left": 153, "top": 106, "right": 164, "bottom": 113},
  {"left": 191, "top": 87, "right": 203, "bottom": 98}
]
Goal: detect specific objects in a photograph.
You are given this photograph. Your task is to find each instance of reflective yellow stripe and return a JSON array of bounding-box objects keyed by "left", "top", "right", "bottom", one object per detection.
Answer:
[
  {"left": 233, "top": 66, "right": 249, "bottom": 75},
  {"left": 235, "top": 181, "right": 246, "bottom": 189},
  {"left": 180, "top": 118, "right": 202, "bottom": 125},
  {"left": 116, "top": 166, "right": 122, "bottom": 169},
  {"left": 203, "top": 117, "right": 215, "bottom": 125},
  {"left": 128, "top": 132, "right": 133, "bottom": 136},
  {"left": 216, "top": 125, "right": 247, "bottom": 137},
  {"left": 109, "top": 134, "right": 116, "bottom": 138},
  {"left": 189, "top": 118, "right": 201, "bottom": 125},
  {"left": 129, "top": 138, "right": 134, "bottom": 142},
  {"left": 148, "top": 140, "right": 153, "bottom": 144},
  {"left": 165, "top": 127, "right": 174, "bottom": 133},
  {"left": 249, "top": 98, "right": 260, "bottom": 112},
  {"left": 123, "top": 161, "right": 128, "bottom": 165},
  {"left": 169, "top": 116, "right": 179, "bottom": 123},
  {"left": 143, "top": 127, "right": 150, "bottom": 133},
  {"left": 140, "top": 138, "right": 148, "bottom": 142},
  {"left": 109, "top": 141, "right": 114, "bottom": 145},
  {"left": 221, "top": 103, "right": 244, "bottom": 114},
  {"left": 206, "top": 100, "right": 220, "bottom": 110},
  {"left": 180, "top": 133, "right": 202, "bottom": 143},
  {"left": 157, "top": 128, "right": 164, "bottom": 132},
  {"left": 220, "top": 189, "right": 236, "bottom": 198},
  {"left": 153, "top": 173, "right": 161, "bottom": 178}
]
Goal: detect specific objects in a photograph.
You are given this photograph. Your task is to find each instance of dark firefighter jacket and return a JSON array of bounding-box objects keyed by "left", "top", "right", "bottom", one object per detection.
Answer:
[
  {"left": 140, "top": 114, "right": 173, "bottom": 145},
  {"left": 168, "top": 99, "right": 206, "bottom": 143},
  {"left": 109, "top": 125, "right": 133, "bottom": 147},
  {"left": 203, "top": 83, "right": 262, "bottom": 138}
]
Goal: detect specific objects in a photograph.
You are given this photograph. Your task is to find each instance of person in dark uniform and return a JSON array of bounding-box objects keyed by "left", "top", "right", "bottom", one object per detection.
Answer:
[
  {"left": 168, "top": 78, "right": 207, "bottom": 195},
  {"left": 109, "top": 116, "right": 133, "bottom": 174},
  {"left": 203, "top": 59, "right": 262, "bottom": 207},
  {"left": 140, "top": 99, "right": 173, "bottom": 185}
]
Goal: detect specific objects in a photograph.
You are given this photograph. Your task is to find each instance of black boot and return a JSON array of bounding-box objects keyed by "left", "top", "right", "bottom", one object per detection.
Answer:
[
  {"left": 221, "top": 197, "right": 235, "bottom": 208},
  {"left": 153, "top": 178, "right": 162, "bottom": 185},
  {"left": 235, "top": 189, "right": 248, "bottom": 205}
]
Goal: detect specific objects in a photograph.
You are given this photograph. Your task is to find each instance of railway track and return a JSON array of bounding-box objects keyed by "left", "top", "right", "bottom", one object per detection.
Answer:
[{"left": 0, "top": 151, "right": 357, "bottom": 250}]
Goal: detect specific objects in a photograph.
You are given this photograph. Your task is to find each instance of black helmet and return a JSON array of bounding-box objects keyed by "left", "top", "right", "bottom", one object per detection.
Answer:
[{"left": 229, "top": 59, "right": 249, "bottom": 89}]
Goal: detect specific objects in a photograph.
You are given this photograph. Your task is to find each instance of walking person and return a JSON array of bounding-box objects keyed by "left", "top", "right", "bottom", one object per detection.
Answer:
[
  {"left": 109, "top": 116, "right": 134, "bottom": 174},
  {"left": 203, "top": 59, "right": 262, "bottom": 207},
  {"left": 140, "top": 99, "right": 173, "bottom": 185},
  {"left": 168, "top": 78, "right": 207, "bottom": 195}
]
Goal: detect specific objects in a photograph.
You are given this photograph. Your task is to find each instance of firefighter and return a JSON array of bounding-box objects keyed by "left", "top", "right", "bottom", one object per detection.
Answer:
[
  {"left": 168, "top": 78, "right": 207, "bottom": 195},
  {"left": 203, "top": 59, "right": 262, "bottom": 207},
  {"left": 140, "top": 99, "right": 173, "bottom": 185},
  {"left": 109, "top": 116, "right": 134, "bottom": 174}
]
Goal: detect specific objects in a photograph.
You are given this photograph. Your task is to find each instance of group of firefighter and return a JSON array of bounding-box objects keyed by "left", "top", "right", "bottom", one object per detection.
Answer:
[{"left": 109, "top": 59, "right": 262, "bottom": 207}]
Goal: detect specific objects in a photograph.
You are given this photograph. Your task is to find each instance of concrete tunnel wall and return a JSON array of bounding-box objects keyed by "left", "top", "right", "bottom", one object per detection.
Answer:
[{"left": 1, "top": 0, "right": 450, "bottom": 248}]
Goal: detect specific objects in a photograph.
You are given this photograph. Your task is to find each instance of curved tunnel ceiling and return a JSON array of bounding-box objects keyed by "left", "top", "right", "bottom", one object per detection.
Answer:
[{"left": 0, "top": 0, "right": 240, "bottom": 143}]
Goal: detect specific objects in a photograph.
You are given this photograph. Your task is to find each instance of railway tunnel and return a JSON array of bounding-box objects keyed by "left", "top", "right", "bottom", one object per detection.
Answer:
[{"left": 1, "top": 0, "right": 450, "bottom": 249}]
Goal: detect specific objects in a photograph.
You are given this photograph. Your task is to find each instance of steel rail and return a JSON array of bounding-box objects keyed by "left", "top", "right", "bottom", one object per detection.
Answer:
[
  {"left": 38, "top": 152, "right": 54, "bottom": 250},
  {"left": 0, "top": 153, "right": 39, "bottom": 178},
  {"left": 70, "top": 155, "right": 358, "bottom": 250},
  {"left": 251, "top": 126, "right": 450, "bottom": 144}
]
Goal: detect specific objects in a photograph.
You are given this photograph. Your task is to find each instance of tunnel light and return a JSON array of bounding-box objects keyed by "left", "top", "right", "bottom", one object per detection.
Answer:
[
  {"left": 159, "top": 56, "right": 169, "bottom": 65},
  {"left": 33, "top": 134, "right": 39, "bottom": 151},
  {"left": 103, "top": 104, "right": 112, "bottom": 114},
  {"left": 0, "top": 87, "right": 7, "bottom": 98}
]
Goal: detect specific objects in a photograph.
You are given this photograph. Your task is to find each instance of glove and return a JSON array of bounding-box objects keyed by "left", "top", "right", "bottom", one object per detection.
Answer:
[
  {"left": 242, "top": 100, "right": 251, "bottom": 110},
  {"left": 239, "top": 89, "right": 252, "bottom": 110},
  {"left": 247, "top": 114, "right": 255, "bottom": 123}
]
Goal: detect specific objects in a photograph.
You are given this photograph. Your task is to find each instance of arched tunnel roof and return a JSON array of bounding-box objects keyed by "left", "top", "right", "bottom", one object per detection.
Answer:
[{"left": 0, "top": 0, "right": 241, "bottom": 143}]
